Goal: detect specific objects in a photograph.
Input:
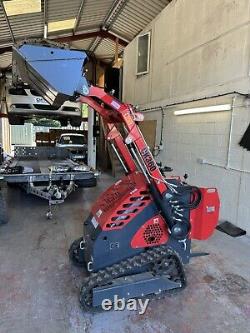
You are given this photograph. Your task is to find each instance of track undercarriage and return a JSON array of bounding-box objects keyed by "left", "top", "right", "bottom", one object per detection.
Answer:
[{"left": 70, "top": 240, "right": 186, "bottom": 310}]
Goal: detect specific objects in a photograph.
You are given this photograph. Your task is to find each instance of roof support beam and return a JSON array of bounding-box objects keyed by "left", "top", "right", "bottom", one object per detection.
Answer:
[
  {"left": 87, "top": 0, "right": 128, "bottom": 55},
  {"left": 73, "top": 0, "right": 86, "bottom": 35},
  {"left": 107, "top": 30, "right": 130, "bottom": 44},
  {"left": 43, "top": 0, "right": 48, "bottom": 39},
  {"left": 55, "top": 30, "right": 102, "bottom": 43},
  {"left": 57, "top": 30, "right": 128, "bottom": 46},
  {"left": 0, "top": 30, "right": 128, "bottom": 55},
  {"left": 102, "top": 30, "right": 128, "bottom": 46},
  {"left": 102, "top": 0, "right": 128, "bottom": 31},
  {"left": 0, "top": 1, "right": 15, "bottom": 43},
  {"left": 88, "top": 37, "right": 102, "bottom": 53}
]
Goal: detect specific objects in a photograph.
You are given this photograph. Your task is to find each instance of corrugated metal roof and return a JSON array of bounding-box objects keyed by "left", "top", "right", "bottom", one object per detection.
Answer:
[
  {"left": 77, "top": 0, "right": 114, "bottom": 31},
  {"left": 0, "top": 8, "right": 12, "bottom": 43},
  {"left": 48, "top": 0, "right": 81, "bottom": 23},
  {"left": 111, "top": 0, "right": 170, "bottom": 40},
  {"left": 71, "top": 38, "right": 95, "bottom": 51},
  {"left": 0, "top": 52, "right": 12, "bottom": 69},
  {"left": 8, "top": 12, "right": 43, "bottom": 40},
  {"left": 0, "top": 0, "right": 172, "bottom": 69},
  {"left": 94, "top": 38, "right": 123, "bottom": 60}
]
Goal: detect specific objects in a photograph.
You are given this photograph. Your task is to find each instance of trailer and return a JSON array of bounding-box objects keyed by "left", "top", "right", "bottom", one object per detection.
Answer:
[
  {"left": 0, "top": 146, "right": 98, "bottom": 219},
  {"left": 0, "top": 177, "right": 8, "bottom": 225}
]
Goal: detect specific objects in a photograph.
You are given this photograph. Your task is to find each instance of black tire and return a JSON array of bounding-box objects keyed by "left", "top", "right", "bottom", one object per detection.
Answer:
[
  {"left": 76, "top": 177, "right": 97, "bottom": 188},
  {"left": 7, "top": 182, "right": 17, "bottom": 188},
  {"left": 70, "top": 118, "right": 82, "bottom": 127},
  {"left": 0, "top": 191, "right": 8, "bottom": 225},
  {"left": 69, "top": 237, "right": 86, "bottom": 267},
  {"left": 8, "top": 115, "right": 25, "bottom": 125},
  {"left": 60, "top": 119, "right": 68, "bottom": 127}
]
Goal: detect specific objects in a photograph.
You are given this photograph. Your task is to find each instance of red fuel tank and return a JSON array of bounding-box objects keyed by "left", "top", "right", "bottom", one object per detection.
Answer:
[{"left": 190, "top": 188, "right": 220, "bottom": 240}]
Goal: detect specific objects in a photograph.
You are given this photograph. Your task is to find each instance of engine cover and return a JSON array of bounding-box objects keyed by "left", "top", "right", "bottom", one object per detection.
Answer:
[
  {"left": 82, "top": 172, "right": 193, "bottom": 271},
  {"left": 91, "top": 171, "right": 152, "bottom": 231}
]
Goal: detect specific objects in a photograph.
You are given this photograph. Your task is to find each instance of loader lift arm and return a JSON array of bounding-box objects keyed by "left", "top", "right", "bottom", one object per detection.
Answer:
[{"left": 79, "top": 85, "right": 167, "bottom": 193}]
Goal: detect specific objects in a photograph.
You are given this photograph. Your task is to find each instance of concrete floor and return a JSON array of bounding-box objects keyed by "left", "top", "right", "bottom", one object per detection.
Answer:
[{"left": 0, "top": 173, "right": 250, "bottom": 333}]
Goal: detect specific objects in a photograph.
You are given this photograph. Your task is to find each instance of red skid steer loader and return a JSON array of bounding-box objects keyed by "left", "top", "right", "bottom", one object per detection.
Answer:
[{"left": 13, "top": 40, "right": 220, "bottom": 310}]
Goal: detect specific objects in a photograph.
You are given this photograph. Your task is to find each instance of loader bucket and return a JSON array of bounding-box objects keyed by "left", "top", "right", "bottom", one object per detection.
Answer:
[{"left": 13, "top": 43, "right": 89, "bottom": 106}]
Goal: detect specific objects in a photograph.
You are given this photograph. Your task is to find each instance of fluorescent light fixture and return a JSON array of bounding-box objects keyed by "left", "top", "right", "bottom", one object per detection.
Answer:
[
  {"left": 174, "top": 104, "right": 231, "bottom": 116},
  {"left": 48, "top": 18, "right": 76, "bottom": 32},
  {"left": 3, "top": 0, "right": 41, "bottom": 16}
]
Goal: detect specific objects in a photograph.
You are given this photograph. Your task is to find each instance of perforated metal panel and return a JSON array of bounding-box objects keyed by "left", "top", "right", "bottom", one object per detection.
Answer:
[{"left": 143, "top": 223, "right": 163, "bottom": 245}]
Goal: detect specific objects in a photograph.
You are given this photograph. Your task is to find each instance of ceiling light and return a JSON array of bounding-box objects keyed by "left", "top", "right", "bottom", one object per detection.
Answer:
[
  {"left": 174, "top": 104, "right": 231, "bottom": 116},
  {"left": 3, "top": 0, "right": 41, "bottom": 16},
  {"left": 48, "top": 18, "right": 76, "bottom": 32}
]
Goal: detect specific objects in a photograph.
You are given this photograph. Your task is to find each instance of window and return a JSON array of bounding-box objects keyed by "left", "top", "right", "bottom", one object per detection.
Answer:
[
  {"left": 59, "top": 135, "right": 86, "bottom": 145},
  {"left": 48, "top": 19, "right": 76, "bottom": 32},
  {"left": 136, "top": 32, "right": 151, "bottom": 75},
  {"left": 3, "top": 0, "right": 41, "bottom": 16}
]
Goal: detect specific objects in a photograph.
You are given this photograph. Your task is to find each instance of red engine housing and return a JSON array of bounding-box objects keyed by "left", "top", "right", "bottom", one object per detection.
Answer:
[
  {"left": 91, "top": 171, "right": 151, "bottom": 231},
  {"left": 91, "top": 172, "right": 220, "bottom": 248},
  {"left": 131, "top": 215, "right": 169, "bottom": 248}
]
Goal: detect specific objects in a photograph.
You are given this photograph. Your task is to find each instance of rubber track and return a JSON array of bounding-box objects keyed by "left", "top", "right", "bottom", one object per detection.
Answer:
[
  {"left": 0, "top": 191, "right": 8, "bottom": 225},
  {"left": 79, "top": 245, "right": 186, "bottom": 310}
]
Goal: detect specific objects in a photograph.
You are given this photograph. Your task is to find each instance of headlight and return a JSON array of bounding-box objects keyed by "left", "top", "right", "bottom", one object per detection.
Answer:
[
  {"left": 73, "top": 165, "right": 90, "bottom": 172},
  {"left": 49, "top": 166, "right": 69, "bottom": 173}
]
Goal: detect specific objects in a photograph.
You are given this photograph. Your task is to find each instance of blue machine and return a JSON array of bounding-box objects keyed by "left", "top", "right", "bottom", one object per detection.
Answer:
[{"left": 13, "top": 42, "right": 89, "bottom": 106}]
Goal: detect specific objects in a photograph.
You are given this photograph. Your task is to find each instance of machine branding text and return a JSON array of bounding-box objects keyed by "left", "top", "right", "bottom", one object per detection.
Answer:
[{"left": 141, "top": 148, "right": 157, "bottom": 172}]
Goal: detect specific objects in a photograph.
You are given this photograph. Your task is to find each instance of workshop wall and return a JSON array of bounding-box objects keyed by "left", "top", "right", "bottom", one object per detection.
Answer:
[{"left": 123, "top": 0, "right": 250, "bottom": 233}]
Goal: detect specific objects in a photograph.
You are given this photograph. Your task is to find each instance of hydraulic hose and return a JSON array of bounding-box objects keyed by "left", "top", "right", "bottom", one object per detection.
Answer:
[
  {"left": 148, "top": 182, "right": 175, "bottom": 229},
  {"left": 174, "top": 185, "right": 202, "bottom": 209},
  {"left": 149, "top": 182, "right": 202, "bottom": 240}
]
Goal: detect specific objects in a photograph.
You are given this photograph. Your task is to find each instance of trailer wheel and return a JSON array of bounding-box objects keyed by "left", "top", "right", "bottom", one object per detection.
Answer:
[
  {"left": 60, "top": 119, "right": 68, "bottom": 127},
  {"left": 70, "top": 118, "right": 82, "bottom": 127},
  {"left": 7, "top": 182, "right": 17, "bottom": 188},
  {"left": 0, "top": 191, "right": 8, "bottom": 225},
  {"left": 76, "top": 178, "right": 97, "bottom": 188},
  {"left": 8, "top": 115, "right": 25, "bottom": 125}
]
